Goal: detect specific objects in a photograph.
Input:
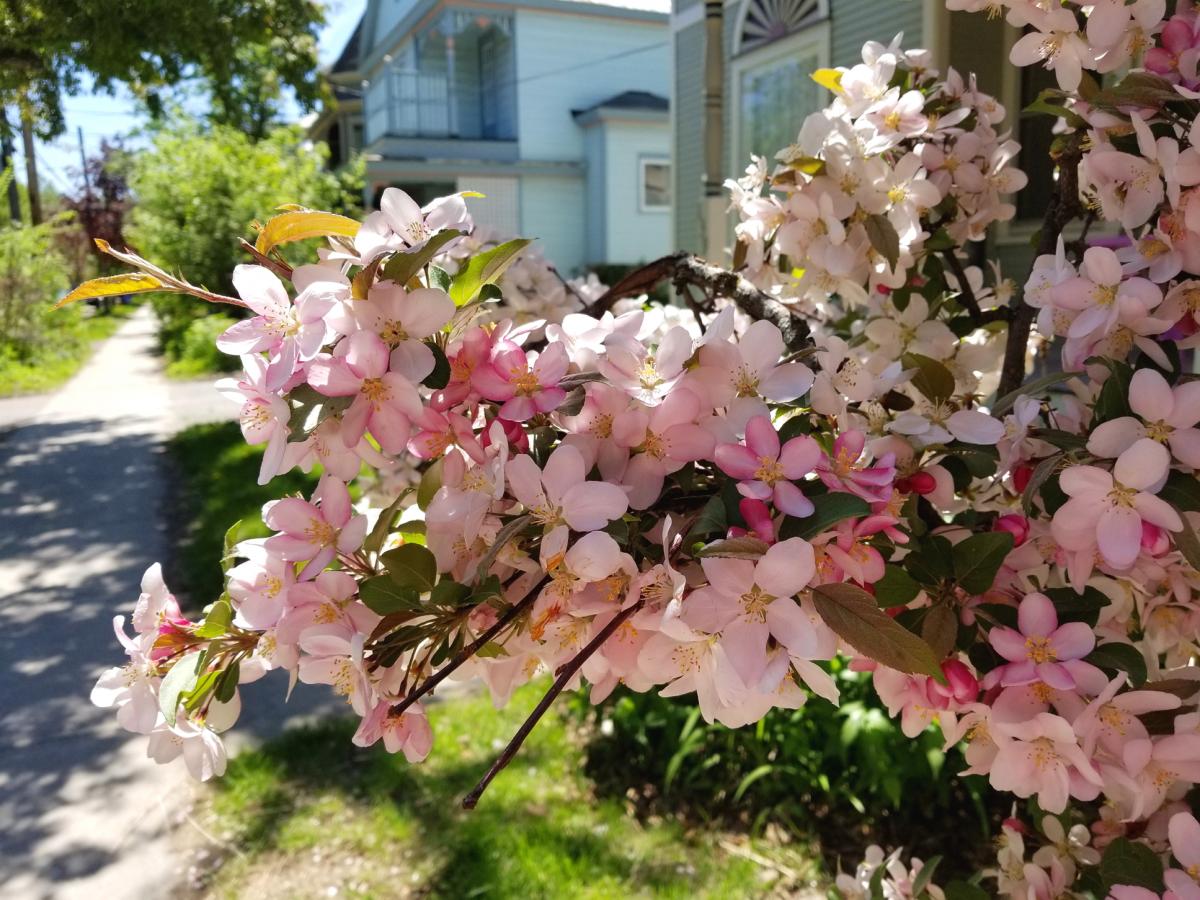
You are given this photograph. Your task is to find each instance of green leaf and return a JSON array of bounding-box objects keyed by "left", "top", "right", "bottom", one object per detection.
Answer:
[
  {"left": 732, "top": 763, "right": 775, "bottom": 802},
  {"left": 943, "top": 882, "right": 989, "bottom": 900},
  {"left": 911, "top": 856, "right": 942, "bottom": 898},
  {"left": 905, "top": 535, "right": 954, "bottom": 586},
  {"left": 159, "top": 651, "right": 203, "bottom": 727},
  {"left": 1022, "top": 88, "right": 1089, "bottom": 129},
  {"left": 1100, "top": 837, "right": 1164, "bottom": 892},
  {"left": 364, "top": 488, "right": 414, "bottom": 556},
  {"left": 1092, "top": 71, "right": 1180, "bottom": 112},
  {"left": 359, "top": 575, "right": 422, "bottom": 614},
  {"left": 697, "top": 536, "right": 770, "bottom": 559},
  {"left": 429, "top": 578, "right": 472, "bottom": 609},
  {"left": 1043, "top": 586, "right": 1111, "bottom": 627},
  {"left": 428, "top": 264, "right": 452, "bottom": 292},
  {"left": 471, "top": 514, "right": 532, "bottom": 584},
  {"left": 778, "top": 491, "right": 871, "bottom": 541},
  {"left": 449, "top": 238, "right": 533, "bottom": 305},
  {"left": 1087, "top": 642, "right": 1148, "bottom": 688},
  {"left": 381, "top": 543, "right": 438, "bottom": 592},
  {"left": 214, "top": 661, "right": 240, "bottom": 704},
  {"left": 422, "top": 342, "right": 451, "bottom": 389},
  {"left": 1022, "top": 453, "right": 1065, "bottom": 514},
  {"left": 57, "top": 272, "right": 165, "bottom": 308},
  {"left": 901, "top": 353, "right": 955, "bottom": 404},
  {"left": 811, "top": 583, "right": 944, "bottom": 679},
  {"left": 1091, "top": 358, "right": 1134, "bottom": 425},
  {"left": 921, "top": 605, "right": 959, "bottom": 660},
  {"left": 1173, "top": 510, "right": 1200, "bottom": 570},
  {"left": 417, "top": 458, "right": 444, "bottom": 511},
  {"left": 863, "top": 214, "right": 900, "bottom": 270},
  {"left": 380, "top": 229, "right": 463, "bottom": 284},
  {"left": 686, "top": 495, "right": 727, "bottom": 541},
  {"left": 952, "top": 532, "right": 1014, "bottom": 595},
  {"left": 990, "top": 370, "right": 1079, "bottom": 417},
  {"left": 221, "top": 519, "right": 245, "bottom": 573},
  {"left": 1160, "top": 471, "right": 1200, "bottom": 513},
  {"left": 193, "top": 598, "right": 233, "bottom": 639},
  {"left": 874, "top": 564, "right": 922, "bottom": 607}
]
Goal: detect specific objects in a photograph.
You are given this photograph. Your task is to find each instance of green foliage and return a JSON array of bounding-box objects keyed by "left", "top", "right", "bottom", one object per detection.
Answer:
[
  {"left": 165, "top": 313, "right": 239, "bottom": 378},
  {"left": 0, "top": 0, "right": 325, "bottom": 138},
  {"left": 196, "top": 682, "right": 810, "bottom": 898},
  {"left": 126, "top": 117, "right": 363, "bottom": 367},
  {"left": 166, "top": 421, "right": 320, "bottom": 607},
  {"left": 574, "top": 670, "right": 1004, "bottom": 880},
  {"left": 0, "top": 202, "right": 135, "bottom": 396}
]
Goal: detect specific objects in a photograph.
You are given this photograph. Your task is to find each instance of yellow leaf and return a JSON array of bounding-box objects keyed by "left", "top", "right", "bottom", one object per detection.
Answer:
[
  {"left": 254, "top": 210, "right": 361, "bottom": 255},
  {"left": 459, "top": 190, "right": 486, "bottom": 198},
  {"left": 811, "top": 68, "right": 843, "bottom": 93},
  {"left": 56, "top": 273, "right": 164, "bottom": 308}
]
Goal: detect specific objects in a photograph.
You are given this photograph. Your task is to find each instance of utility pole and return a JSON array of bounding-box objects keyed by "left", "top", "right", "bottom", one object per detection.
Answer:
[
  {"left": 20, "top": 97, "right": 42, "bottom": 225},
  {"left": 1, "top": 110, "right": 20, "bottom": 224}
]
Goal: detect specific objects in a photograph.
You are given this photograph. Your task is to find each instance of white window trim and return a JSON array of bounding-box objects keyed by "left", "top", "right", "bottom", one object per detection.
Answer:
[
  {"left": 729, "top": 21, "right": 831, "bottom": 180},
  {"left": 639, "top": 157, "right": 671, "bottom": 214}
]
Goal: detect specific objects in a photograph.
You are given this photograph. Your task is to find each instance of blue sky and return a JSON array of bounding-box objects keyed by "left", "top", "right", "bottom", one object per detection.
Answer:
[{"left": 27, "top": 0, "right": 366, "bottom": 196}]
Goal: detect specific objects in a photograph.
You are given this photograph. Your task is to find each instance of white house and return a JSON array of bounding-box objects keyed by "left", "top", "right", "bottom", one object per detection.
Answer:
[{"left": 319, "top": 0, "right": 674, "bottom": 273}]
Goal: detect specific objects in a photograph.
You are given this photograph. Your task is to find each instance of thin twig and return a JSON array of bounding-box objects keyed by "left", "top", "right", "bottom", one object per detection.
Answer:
[
  {"left": 589, "top": 251, "right": 813, "bottom": 351},
  {"left": 941, "top": 249, "right": 984, "bottom": 323},
  {"left": 387, "top": 591, "right": 539, "bottom": 718},
  {"left": 239, "top": 239, "right": 294, "bottom": 280},
  {"left": 462, "top": 598, "right": 646, "bottom": 809}
]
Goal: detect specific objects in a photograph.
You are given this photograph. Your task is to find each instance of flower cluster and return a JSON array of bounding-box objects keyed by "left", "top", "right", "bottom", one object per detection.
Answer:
[{"left": 75, "top": 12, "right": 1200, "bottom": 897}]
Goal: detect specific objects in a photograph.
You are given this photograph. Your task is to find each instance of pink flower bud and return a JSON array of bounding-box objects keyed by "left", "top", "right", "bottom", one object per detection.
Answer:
[
  {"left": 908, "top": 471, "right": 937, "bottom": 495},
  {"left": 993, "top": 513, "right": 1030, "bottom": 546},
  {"left": 1141, "top": 521, "right": 1170, "bottom": 556},
  {"left": 1012, "top": 462, "right": 1034, "bottom": 493}
]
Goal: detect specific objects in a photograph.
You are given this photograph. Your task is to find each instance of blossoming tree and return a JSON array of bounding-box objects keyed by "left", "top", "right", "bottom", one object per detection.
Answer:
[{"left": 67, "top": 0, "right": 1200, "bottom": 894}]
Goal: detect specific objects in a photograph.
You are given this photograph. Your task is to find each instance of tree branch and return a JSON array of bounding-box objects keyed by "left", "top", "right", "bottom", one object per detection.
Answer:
[
  {"left": 590, "top": 252, "right": 813, "bottom": 351},
  {"left": 462, "top": 598, "right": 646, "bottom": 810},
  {"left": 942, "top": 249, "right": 985, "bottom": 323},
  {"left": 239, "top": 238, "right": 294, "bottom": 280},
  {"left": 996, "top": 142, "right": 1085, "bottom": 398},
  {"left": 386, "top": 591, "right": 538, "bottom": 719}
]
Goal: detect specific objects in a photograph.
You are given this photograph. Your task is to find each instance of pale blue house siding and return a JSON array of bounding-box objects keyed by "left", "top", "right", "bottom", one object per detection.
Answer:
[
  {"left": 673, "top": 19, "right": 705, "bottom": 257},
  {"left": 521, "top": 174, "right": 588, "bottom": 273},
  {"left": 513, "top": 10, "right": 670, "bottom": 161},
  {"left": 582, "top": 127, "right": 608, "bottom": 263},
  {"left": 831, "top": 0, "right": 923, "bottom": 67},
  {"left": 602, "top": 121, "right": 671, "bottom": 263}
]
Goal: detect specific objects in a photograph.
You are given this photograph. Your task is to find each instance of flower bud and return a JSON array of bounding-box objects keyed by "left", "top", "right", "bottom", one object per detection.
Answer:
[{"left": 993, "top": 513, "right": 1030, "bottom": 546}]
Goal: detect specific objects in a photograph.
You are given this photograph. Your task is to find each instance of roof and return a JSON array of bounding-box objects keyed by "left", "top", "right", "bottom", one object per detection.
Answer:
[
  {"left": 331, "top": 18, "right": 363, "bottom": 75},
  {"left": 563, "top": 0, "right": 670, "bottom": 11},
  {"left": 572, "top": 90, "right": 669, "bottom": 118}
]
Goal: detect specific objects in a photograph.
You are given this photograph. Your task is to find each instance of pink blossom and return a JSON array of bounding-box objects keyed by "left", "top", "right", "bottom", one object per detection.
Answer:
[
  {"left": 216, "top": 264, "right": 334, "bottom": 390},
  {"left": 307, "top": 330, "right": 423, "bottom": 454},
  {"left": 1165, "top": 812, "right": 1200, "bottom": 899},
  {"left": 264, "top": 475, "right": 368, "bottom": 578},
  {"left": 1051, "top": 447, "right": 1183, "bottom": 571},
  {"left": 1052, "top": 247, "right": 1163, "bottom": 342},
  {"left": 612, "top": 389, "right": 715, "bottom": 509},
  {"left": 715, "top": 415, "right": 820, "bottom": 516},
  {"left": 354, "top": 187, "right": 472, "bottom": 261},
  {"left": 1088, "top": 368, "right": 1200, "bottom": 469},
  {"left": 409, "top": 408, "right": 484, "bottom": 464},
  {"left": 353, "top": 700, "right": 433, "bottom": 762},
  {"left": 987, "top": 592, "right": 1096, "bottom": 690},
  {"left": 473, "top": 340, "right": 569, "bottom": 422},
  {"left": 989, "top": 712, "right": 1103, "bottom": 814},
  {"left": 684, "top": 538, "right": 818, "bottom": 689},
  {"left": 815, "top": 430, "right": 896, "bottom": 503},
  {"left": 226, "top": 540, "right": 297, "bottom": 629},
  {"left": 216, "top": 353, "right": 291, "bottom": 485},
  {"left": 505, "top": 444, "right": 628, "bottom": 534},
  {"left": 688, "top": 320, "right": 815, "bottom": 415},
  {"left": 342, "top": 282, "right": 455, "bottom": 382}
]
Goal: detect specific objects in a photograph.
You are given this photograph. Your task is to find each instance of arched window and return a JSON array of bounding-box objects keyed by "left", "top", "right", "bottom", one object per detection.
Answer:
[
  {"left": 731, "top": 0, "right": 830, "bottom": 165},
  {"left": 735, "top": 0, "right": 828, "bottom": 55}
]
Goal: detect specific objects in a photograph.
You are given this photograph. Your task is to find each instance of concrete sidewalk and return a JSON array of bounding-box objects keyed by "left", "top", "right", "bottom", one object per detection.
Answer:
[{"left": 0, "top": 308, "right": 342, "bottom": 899}]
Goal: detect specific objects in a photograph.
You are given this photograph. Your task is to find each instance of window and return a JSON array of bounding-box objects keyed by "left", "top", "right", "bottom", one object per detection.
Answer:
[
  {"left": 640, "top": 159, "right": 671, "bottom": 212},
  {"left": 731, "top": 22, "right": 830, "bottom": 167}
]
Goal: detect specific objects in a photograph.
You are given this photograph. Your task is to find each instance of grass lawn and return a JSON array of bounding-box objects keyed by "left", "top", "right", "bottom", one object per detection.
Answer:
[
  {"left": 166, "top": 421, "right": 320, "bottom": 607},
  {"left": 0, "top": 302, "right": 139, "bottom": 396},
  {"left": 187, "top": 681, "right": 823, "bottom": 899}
]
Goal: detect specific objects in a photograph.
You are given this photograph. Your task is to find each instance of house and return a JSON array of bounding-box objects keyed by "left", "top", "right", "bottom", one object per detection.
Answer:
[
  {"left": 312, "top": 0, "right": 674, "bottom": 274},
  {"left": 670, "top": 0, "right": 1055, "bottom": 278}
]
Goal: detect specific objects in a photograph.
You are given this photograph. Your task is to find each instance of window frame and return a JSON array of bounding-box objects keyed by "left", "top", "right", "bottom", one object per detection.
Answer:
[
  {"left": 639, "top": 156, "right": 672, "bottom": 214},
  {"left": 729, "top": 20, "right": 831, "bottom": 178}
]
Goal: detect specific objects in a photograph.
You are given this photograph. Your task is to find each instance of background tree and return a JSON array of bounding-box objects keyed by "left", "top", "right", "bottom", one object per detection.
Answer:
[{"left": 125, "top": 115, "right": 362, "bottom": 367}]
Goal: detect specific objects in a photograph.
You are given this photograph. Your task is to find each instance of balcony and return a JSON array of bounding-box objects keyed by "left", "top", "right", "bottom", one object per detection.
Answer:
[{"left": 365, "top": 11, "right": 517, "bottom": 152}]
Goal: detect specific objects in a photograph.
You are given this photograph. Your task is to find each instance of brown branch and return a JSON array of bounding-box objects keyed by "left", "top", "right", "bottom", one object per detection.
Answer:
[
  {"left": 942, "top": 250, "right": 985, "bottom": 323},
  {"left": 590, "top": 252, "right": 813, "bottom": 351},
  {"left": 996, "top": 142, "right": 1085, "bottom": 397},
  {"left": 240, "top": 239, "right": 294, "bottom": 280},
  {"left": 462, "top": 598, "right": 646, "bottom": 810},
  {"left": 386, "top": 591, "right": 538, "bottom": 719}
]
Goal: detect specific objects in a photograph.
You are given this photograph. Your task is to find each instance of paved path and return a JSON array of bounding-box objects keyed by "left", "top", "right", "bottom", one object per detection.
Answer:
[{"left": 0, "top": 308, "right": 342, "bottom": 899}]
